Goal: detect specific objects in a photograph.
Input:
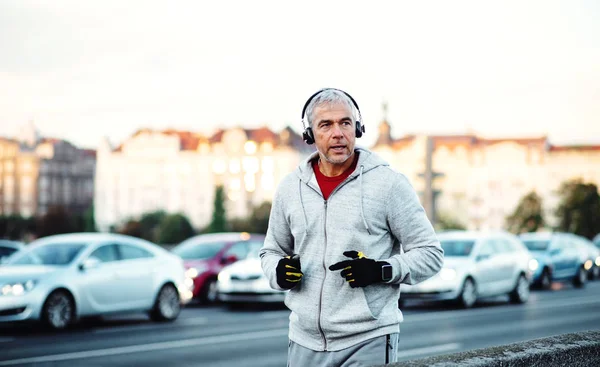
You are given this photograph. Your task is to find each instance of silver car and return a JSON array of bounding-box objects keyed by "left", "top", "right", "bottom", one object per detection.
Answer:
[
  {"left": 217, "top": 242, "right": 286, "bottom": 304},
  {"left": 401, "top": 231, "right": 533, "bottom": 308},
  {"left": 0, "top": 233, "right": 192, "bottom": 329}
]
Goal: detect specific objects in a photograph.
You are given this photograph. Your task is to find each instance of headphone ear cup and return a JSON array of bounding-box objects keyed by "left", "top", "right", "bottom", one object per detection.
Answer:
[
  {"left": 303, "top": 127, "right": 315, "bottom": 145},
  {"left": 355, "top": 121, "right": 364, "bottom": 138}
]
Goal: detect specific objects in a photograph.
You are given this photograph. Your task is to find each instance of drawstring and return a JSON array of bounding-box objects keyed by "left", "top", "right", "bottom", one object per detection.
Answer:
[
  {"left": 359, "top": 165, "right": 372, "bottom": 235},
  {"left": 298, "top": 179, "right": 309, "bottom": 236}
]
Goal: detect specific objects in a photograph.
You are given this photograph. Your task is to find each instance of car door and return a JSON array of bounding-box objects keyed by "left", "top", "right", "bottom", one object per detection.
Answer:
[
  {"left": 114, "top": 243, "right": 156, "bottom": 308},
  {"left": 473, "top": 239, "right": 501, "bottom": 296},
  {"left": 79, "top": 243, "right": 123, "bottom": 312},
  {"left": 494, "top": 236, "right": 521, "bottom": 292}
]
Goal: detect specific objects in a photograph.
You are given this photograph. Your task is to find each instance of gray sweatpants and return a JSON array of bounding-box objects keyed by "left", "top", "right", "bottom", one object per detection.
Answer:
[{"left": 287, "top": 333, "right": 399, "bottom": 367}]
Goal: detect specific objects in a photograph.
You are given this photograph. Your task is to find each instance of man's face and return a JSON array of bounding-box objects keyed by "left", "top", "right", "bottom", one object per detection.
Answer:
[{"left": 312, "top": 102, "right": 356, "bottom": 165}]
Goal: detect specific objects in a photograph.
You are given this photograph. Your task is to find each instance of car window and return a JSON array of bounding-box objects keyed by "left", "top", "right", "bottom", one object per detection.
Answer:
[
  {"left": 478, "top": 240, "right": 497, "bottom": 256},
  {"left": 522, "top": 239, "right": 550, "bottom": 251},
  {"left": 118, "top": 244, "right": 154, "bottom": 260},
  {"left": 90, "top": 244, "right": 119, "bottom": 263},
  {"left": 439, "top": 240, "right": 475, "bottom": 257},
  {"left": 492, "top": 238, "right": 512, "bottom": 253},
  {"left": 0, "top": 246, "right": 18, "bottom": 258},
  {"left": 223, "top": 242, "right": 248, "bottom": 260},
  {"left": 246, "top": 241, "right": 265, "bottom": 259},
  {"left": 9, "top": 243, "right": 86, "bottom": 266},
  {"left": 172, "top": 241, "right": 225, "bottom": 260}
]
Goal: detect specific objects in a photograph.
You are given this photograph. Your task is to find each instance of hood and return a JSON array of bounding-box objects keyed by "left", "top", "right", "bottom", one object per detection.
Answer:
[
  {"left": 184, "top": 259, "right": 211, "bottom": 269},
  {"left": 0, "top": 265, "right": 60, "bottom": 282},
  {"left": 222, "top": 258, "right": 263, "bottom": 277},
  {"left": 294, "top": 148, "right": 389, "bottom": 235},
  {"left": 295, "top": 148, "right": 389, "bottom": 184},
  {"left": 442, "top": 257, "right": 472, "bottom": 270}
]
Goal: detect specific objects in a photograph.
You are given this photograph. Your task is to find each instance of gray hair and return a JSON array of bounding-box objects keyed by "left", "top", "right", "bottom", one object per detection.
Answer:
[{"left": 304, "top": 89, "right": 357, "bottom": 127}]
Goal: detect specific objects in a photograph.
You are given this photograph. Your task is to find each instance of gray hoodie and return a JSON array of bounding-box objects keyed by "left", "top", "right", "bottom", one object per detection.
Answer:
[{"left": 260, "top": 148, "right": 443, "bottom": 352}]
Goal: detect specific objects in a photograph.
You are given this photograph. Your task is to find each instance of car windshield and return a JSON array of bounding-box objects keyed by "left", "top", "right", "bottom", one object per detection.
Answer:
[
  {"left": 246, "top": 241, "right": 265, "bottom": 259},
  {"left": 522, "top": 240, "right": 549, "bottom": 251},
  {"left": 440, "top": 240, "right": 475, "bottom": 257},
  {"left": 172, "top": 242, "right": 225, "bottom": 260},
  {"left": 8, "top": 243, "right": 87, "bottom": 266}
]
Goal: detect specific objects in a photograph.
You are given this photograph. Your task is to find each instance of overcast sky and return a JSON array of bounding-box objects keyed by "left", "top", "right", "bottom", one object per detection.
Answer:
[{"left": 1, "top": 0, "right": 599, "bottom": 149}]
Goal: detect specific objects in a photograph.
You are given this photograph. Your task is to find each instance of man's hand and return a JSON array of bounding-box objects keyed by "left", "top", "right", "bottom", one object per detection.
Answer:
[
  {"left": 276, "top": 254, "right": 303, "bottom": 289},
  {"left": 329, "top": 251, "right": 389, "bottom": 288}
]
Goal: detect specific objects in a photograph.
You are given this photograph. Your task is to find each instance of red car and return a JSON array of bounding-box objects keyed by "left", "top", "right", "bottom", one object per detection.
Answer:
[{"left": 171, "top": 232, "right": 266, "bottom": 303}]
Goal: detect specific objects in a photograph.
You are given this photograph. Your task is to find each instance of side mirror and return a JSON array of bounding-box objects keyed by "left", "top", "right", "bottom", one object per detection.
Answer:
[
  {"left": 549, "top": 248, "right": 561, "bottom": 256},
  {"left": 221, "top": 255, "right": 238, "bottom": 265},
  {"left": 80, "top": 257, "right": 101, "bottom": 271},
  {"left": 476, "top": 254, "right": 490, "bottom": 262}
]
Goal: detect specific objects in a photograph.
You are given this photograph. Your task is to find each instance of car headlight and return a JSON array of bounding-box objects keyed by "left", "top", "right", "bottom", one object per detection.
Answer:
[
  {"left": 217, "top": 271, "right": 230, "bottom": 283},
  {"left": 1, "top": 280, "right": 37, "bottom": 296},
  {"left": 439, "top": 268, "right": 456, "bottom": 281},
  {"left": 595, "top": 257, "right": 600, "bottom": 267},
  {"left": 584, "top": 260, "right": 593, "bottom": 271},
  {"left": 185, "top": 265, "right": 206, "bottom": 279},
  {"left": 528, "top": 259, "right": 539, "bottom": 272}
]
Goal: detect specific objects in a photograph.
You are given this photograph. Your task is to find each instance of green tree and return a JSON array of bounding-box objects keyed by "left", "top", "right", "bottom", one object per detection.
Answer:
[
  {"left": 0, "top": 215, "right": 35, "bottom": 240},
  {"left": 36, "top": 206, "right": 77, "bottom": 238},
  {"left": 139, "top": 210, "right": 167, "bottom": 242},
  {"left": 207, "top": 185, "right": 227, "bottom": 233},
  {"left": 555, "top": 180, "right": 600, "bottom": 240},
  {"left": 248, "top": 201, "right": 271, "bottom": 234},
  {"left": 157, "top": 213, "right": 195, "bottom": 244},
  {"left": 435, "top": 212, "right": 467, "bottom": 232},
  {"left": 119, "top": 219, "right": 143, "bottom": 238},
  {"left": 82, "top": 205, "right": 97, "bottom": 232},
  {"left": 505, "top": 191, "right": 545, "bottom": 234}
]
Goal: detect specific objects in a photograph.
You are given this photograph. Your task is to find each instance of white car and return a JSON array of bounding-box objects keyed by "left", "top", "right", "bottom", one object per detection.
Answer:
[
  {"left": 217, "top": 242, "right": 286, "bottom": 304},
  {"left": 401, "top": 231, "right": 533, "bottom": 308},
  {"left": 1, "top": 233, "right": 192, "bottom": 329}
]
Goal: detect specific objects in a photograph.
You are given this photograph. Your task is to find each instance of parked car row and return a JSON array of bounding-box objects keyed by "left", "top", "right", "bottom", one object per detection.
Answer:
[
  {"left": 401, "top": 230, "right": 600, "bottom": 308},
  {"left": 1, "top": 229, "right": 598, "bottom": 330}
]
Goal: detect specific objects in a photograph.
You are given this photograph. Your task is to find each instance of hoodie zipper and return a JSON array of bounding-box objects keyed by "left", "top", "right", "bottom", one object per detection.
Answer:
[
  {"left": 317, "top": 199, "right": 328, "bottom": 351},
  {"left": 304, "top": 166, "right": 364, "bottom": 352}
]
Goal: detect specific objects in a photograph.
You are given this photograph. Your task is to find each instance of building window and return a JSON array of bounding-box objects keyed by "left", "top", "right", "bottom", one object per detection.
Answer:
[
  {"left": 212, "top": 159, "right": 226, "bottom": 174},
  {"left": 244, "top": 141, "right": 257, "bottom": 155},
  {"left": 244, "top": 173, "right": 255, "bottom": 193},
  {"left": 229, "top": 159, "right": 241, "bottom": 174},
  {"left": 242, "top": 157, "right": 259, "bottom": 174}
]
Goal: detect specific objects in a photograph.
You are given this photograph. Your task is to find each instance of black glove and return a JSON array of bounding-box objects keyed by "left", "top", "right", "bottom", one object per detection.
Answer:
[
  {"left": 329, "top": 251, "right": 390, "bottom": 288},
  {"left": 276, "top": 254, "right": 303, "bottom": 289}
]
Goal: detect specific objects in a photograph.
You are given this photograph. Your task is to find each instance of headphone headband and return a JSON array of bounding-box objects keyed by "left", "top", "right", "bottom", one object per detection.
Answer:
[
  {"left": 301, "top": 88, "right": 361, "bottom": 121},
  {"left": 300, "top": 88, "right": 365, "bottom": 145}
]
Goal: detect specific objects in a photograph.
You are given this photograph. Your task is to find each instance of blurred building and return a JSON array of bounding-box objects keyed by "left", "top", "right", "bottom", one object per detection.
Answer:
[
  {"left": 372, "top": 119, "right": 600, "bottom": 231},
  {"left": 94, "top": 126, "right": 311, "bottom": 232},
  {"left": 0, "top": 123, "right": 96, "bottom": 217}
]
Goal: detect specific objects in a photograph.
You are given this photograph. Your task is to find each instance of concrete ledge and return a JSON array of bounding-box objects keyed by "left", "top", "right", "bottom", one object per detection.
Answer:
[{"left": 375, "top": 330, "right": 600, "bottom": 367}]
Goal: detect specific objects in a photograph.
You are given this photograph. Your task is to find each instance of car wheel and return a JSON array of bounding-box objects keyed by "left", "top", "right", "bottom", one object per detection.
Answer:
[
  {"left": 42, "top": 290, "right": 75, "bottom": 330},
  {"left": 457, "top": 278, "right": 477, "bottom": 308},
  {"left": 509, "top": 274, "right": 530, "bottom": 304},
  {"left": 539, "top": 269, "right": 552, "bottom": 290},
  {"left": 573, "top": 266, "right": 587, "bottom": 288},
  {"left": 201, "top": 278, "right": 219, "bottom": 304},
  {"left": 150, "top": 284, "right": 181, "bottom": 322}
]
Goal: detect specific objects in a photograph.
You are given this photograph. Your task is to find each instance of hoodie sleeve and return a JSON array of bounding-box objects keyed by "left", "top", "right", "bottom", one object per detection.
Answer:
[
  {"left": 259, "top": 181, "right": 295, "bottom": 291},
  {"left": 383, "top": 173, "right": 444, "bottom": 285}
]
